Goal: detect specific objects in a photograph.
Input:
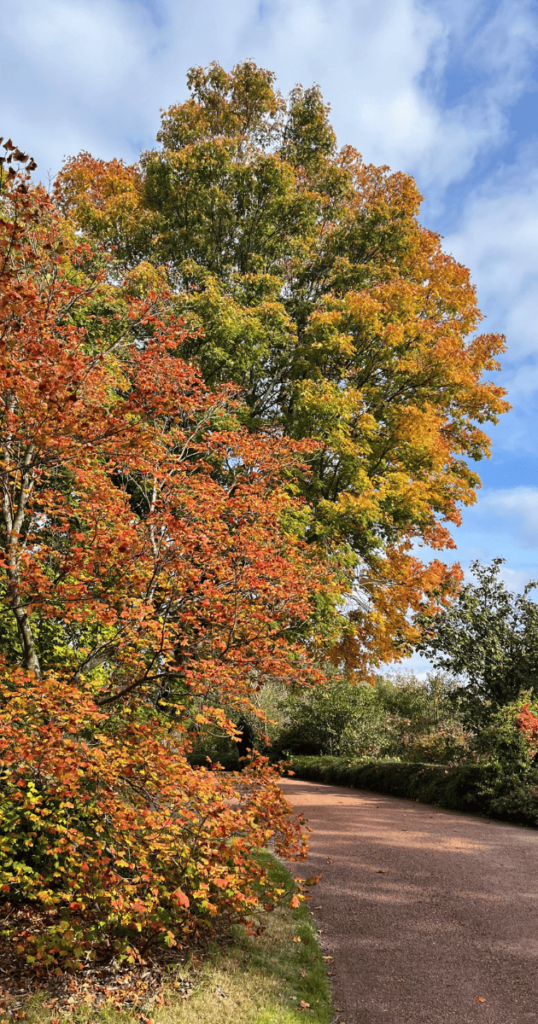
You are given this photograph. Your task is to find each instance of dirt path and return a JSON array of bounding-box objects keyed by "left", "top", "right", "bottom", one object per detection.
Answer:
[{"left": 280, "top": 777, "right": 538, "bottom": 1024}]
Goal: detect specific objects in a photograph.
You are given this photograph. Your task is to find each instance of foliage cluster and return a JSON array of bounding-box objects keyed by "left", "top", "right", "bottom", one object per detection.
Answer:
[
  {"left": 0, "top": 673, "right": 309, "bottom": 969},
  {"left": 0, "top": 150, "right": 335, "bottom": 967},
  {"left": 56, "top": 59, "right": 508, "bottom": 676},
  {"left": 417, "top": 559, "right": 538, "bottom": 724},
  {"left": 265, "top": 671, "right": 468, "bottom": 763},
  {"left": 3, "top": 852, "right": 333, "bottom": 1024}
]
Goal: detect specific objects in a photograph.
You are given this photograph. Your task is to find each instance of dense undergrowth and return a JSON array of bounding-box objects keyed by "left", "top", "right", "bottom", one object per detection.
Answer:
[{"left": 1, "top": 853, "right": 333, "bottom": 1024}]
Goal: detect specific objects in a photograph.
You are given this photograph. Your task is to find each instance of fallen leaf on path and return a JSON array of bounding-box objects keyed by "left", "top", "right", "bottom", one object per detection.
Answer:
[
  {"left": 377, "top": 870, "right": 387, "bottom": 873},
  {"left": 322, "top": 956, "right": 333, "bottom": 961},
  {"left": 304, "top": 873, "right": 322, "bottom": 886},
  {"left": 475, "top": 997, "right": 486, "bottom": 1003}
]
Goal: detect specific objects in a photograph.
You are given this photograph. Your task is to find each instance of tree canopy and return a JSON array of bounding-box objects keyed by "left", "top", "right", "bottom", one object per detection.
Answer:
[
  {"left": 417, "top": 559, "right": 538, "bottom": 723},
  {"left": 57, "top": 60, "right": 509, "bottom": 673}
]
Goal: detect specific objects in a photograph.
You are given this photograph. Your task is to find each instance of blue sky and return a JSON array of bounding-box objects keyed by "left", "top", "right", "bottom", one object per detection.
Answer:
[{"left": 2, "top": 0, "right": 538, "bottom": 670}]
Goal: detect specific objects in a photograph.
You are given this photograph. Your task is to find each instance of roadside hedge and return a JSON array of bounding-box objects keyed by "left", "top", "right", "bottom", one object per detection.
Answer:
[{"left": 288, "top": 756, "right": 538, "bottom": 827}]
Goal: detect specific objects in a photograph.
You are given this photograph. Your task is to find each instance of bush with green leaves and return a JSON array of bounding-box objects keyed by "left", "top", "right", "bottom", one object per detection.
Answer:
[
  {"left": 466, "top": 692, "right": 538, "bottom": 821},
  {"left": 288, "top": 755, "right": 538, "bottom": 826},
  {"left": 417, "top": 559, "right": 538, "bottom": 725},
  {"left": 269, "top": 671, "right": 468, "bottom": 763}
]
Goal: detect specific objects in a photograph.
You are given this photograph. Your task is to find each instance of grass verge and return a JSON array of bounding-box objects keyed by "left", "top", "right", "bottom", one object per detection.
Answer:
[{"left": 8, "top": 852, "right": 332, "bottom": 1024}]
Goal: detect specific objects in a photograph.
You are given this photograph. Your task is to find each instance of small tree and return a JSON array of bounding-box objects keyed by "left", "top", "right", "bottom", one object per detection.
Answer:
[
  {"left": 0, "top": 147, "right": 341, "bottom": 967},
  {"left": 416, "top": 559, "right": 538, "bottom": 724}
]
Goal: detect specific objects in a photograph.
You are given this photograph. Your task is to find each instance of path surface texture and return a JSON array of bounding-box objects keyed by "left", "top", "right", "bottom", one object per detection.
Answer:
[{"left": 280, "top": 777, "right": 538, "bottom": 1024}]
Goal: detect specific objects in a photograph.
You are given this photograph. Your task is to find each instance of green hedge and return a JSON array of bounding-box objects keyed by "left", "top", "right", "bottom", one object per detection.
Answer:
[{"left": 288, "top": 755, "right": 538, "bottom": 827}]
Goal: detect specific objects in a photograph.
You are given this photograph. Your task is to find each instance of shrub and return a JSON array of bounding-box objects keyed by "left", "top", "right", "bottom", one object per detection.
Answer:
[
  {"left": 0, "top": 671, "right": 307, "bottom": 969},
  {"left": 288, "top": 755, "right": 538, "bottom": 825},
  {"left": 268, "top": 674, "right": 382, "bottom": 759},
  {"left": 269, "top": 671, "right": 468, "bottom": 763},
  {"left": 464, "top": 694, "right": 538, "bottom": 822}
]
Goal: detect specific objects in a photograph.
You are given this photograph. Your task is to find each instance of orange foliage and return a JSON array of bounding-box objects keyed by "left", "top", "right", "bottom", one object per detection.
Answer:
[
  {"left": 0, "top": 157, "right": 335, "bottom": 965},
  {"left": 337, "top": 547, "right": 464, "bottom": 676},
  {"left": 0, "top": 671, "right": 306, "bottom": 968},
  {"left": 515, "top": 703, "right": 538, "bottom": 755}
]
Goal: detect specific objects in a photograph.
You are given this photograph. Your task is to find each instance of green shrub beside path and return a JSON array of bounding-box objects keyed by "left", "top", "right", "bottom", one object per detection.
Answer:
[{"left": 289, "top": 756, "right": 538, "bottom": 827}]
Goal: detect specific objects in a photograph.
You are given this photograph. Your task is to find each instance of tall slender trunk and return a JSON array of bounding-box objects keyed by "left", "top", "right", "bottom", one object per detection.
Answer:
[{"left": 1, "top": 422, "right": 41, "bottom": 677}]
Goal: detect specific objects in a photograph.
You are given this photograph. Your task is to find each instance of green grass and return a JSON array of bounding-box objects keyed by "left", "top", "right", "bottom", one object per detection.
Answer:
[{"left": 14, "top": 852, "right": 333, "bottom": 1024}]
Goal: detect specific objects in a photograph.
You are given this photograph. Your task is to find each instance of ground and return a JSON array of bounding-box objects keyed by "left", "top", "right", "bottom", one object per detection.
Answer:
[{"left": 281, "top": 777, "right": 538, "bottom": 1024}]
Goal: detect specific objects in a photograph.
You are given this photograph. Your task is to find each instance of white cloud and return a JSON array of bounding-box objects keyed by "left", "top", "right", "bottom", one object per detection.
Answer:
[
  {"left": 494, "top": 564, "right": 538, "bottom": 592},
  {"left": 474, "top": 486, "right": 538, "bottom": 548},
  {"left": 0, "top": 0, "right": 159, "bottom": 170},
  {"left": 445, "top": 156, "right": 538, "bottom": 363},
  {"left": 1, "top": 0, "right": 537, "bottom": 190}
]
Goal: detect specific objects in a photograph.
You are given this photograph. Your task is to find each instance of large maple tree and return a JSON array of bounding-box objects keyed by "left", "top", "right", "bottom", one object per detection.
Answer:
[{"left": 57, "top": 60, "right": 509, "bottom": 671}]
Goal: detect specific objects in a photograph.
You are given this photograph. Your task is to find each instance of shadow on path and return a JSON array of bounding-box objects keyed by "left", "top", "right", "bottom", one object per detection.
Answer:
[{"left": 280, "top": 778, "right": 538, "bottom": 1024}]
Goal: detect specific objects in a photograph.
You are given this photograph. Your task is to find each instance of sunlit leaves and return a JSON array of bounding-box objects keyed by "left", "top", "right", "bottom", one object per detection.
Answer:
[
  {"left": 0, "top": 162, "right": 338, "bottom": 966},
  {"left": 56, "top": 60, "right": 509, "bottom": 672}
]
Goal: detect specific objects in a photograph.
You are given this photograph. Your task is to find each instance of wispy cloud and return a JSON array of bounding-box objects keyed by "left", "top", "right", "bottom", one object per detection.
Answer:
[
  {"left": 445, "top": 153, "right": 538, "bottom": 364},
  {"left": 1, "top": 0, "right": 537, "bottom": 189},
  {"left": 477, "top": 486, "right": 538, "bottom": 548}
]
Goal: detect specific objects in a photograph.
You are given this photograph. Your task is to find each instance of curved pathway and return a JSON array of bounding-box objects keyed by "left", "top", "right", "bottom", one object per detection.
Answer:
[{"left": 280, "top": 777, "right": 538, "bottom": 1024}]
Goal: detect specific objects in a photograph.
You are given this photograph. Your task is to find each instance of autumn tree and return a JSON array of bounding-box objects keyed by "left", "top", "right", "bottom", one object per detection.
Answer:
[
  {"left": 0, "top": 147, "right": 340, "bottom": 966},
  {"left": 57, "top": 61, "right": 509, "bottom": 674}
]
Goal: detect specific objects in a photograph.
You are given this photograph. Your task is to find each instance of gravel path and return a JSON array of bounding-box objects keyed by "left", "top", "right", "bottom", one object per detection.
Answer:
[{"left": 280, "top": 777, "right": 538, "bottom": 1024}]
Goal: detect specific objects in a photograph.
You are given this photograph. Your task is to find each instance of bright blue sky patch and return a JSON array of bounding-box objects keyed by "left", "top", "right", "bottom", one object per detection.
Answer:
[{"left": 2, "top": 0, "right": 538, "bottom": 671}]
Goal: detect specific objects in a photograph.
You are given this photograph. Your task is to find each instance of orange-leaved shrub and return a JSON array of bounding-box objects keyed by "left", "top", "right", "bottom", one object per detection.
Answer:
[
  {"left": 0, "top": 671, "right": 306, "bottom": 969},
  {"left": 515, "top": 703, "right": 538, "bottom": 755},
  {"left": 0, "top": 149, "right": 340, "bottom": 967}
]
